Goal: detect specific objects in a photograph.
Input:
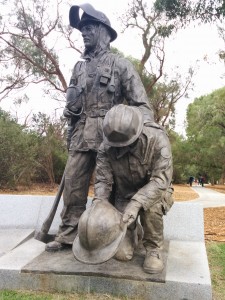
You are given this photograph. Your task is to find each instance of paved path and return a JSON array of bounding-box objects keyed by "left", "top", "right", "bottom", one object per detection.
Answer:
[{"left": 187, "top": 185, "right": 225, "bottom": 208}]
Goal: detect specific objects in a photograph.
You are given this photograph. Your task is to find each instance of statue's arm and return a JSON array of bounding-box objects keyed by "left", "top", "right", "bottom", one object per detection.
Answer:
[
  {"left": 118, "top": 57, "right": 154, "bottom": 122},
  {"left": 94, "top": 144, "right": 114, "bottom": 201},
  {"left": 131, "top": 130, "right": 173, "bottom": 210}
]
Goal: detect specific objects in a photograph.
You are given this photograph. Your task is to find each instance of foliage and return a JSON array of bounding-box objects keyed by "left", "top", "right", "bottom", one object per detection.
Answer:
[
  {"left": 154, "top": 0, "right": 225, "bottom": 23},
  {"left": 186, "top": 87, "right": 225, "bottom": 183},
  {"left": 29, "top": 112, "right": 67, "bottom": 184},
  {"left": 169, "top": 130, "right": 196, "bottom": 183},
  {"left": 217, "top": 25, "right": 225, "bottom": 64},
  {"left": 0, "top": 109, "right": 40, "bottom": 188},
  {"left": 0, "top": 109, "right": 67, "bottom": 188}
]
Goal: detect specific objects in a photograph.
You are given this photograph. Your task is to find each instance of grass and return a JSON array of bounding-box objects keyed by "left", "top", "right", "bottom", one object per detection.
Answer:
[
  {"left": 206, "top": 242, "right": 225, "bottom": 300},
  {"left": 0, "top": 290, "right": 52, "bottom": 300},
  {"left": 0, "top": 290, "right": 130, "bottom": 300}
]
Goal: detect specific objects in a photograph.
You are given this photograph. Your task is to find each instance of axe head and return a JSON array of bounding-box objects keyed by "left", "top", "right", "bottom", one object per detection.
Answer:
[{"left": 35, "top": 231, "right": 56, "bottom": 244}]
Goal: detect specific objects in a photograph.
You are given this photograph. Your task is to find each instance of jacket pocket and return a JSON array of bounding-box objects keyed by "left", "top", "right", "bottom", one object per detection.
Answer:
[{"left": 162, "top": 186, "right": 174, "bottom": 215}]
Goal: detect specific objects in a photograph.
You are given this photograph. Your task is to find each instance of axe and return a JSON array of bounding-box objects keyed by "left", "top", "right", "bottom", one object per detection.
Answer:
[{"left": 35, "top": 173, "right": 65, "bottom": 243}]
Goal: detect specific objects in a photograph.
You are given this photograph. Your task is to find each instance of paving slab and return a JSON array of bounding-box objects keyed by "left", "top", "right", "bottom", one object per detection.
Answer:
[
  {"left": 0, "top": 229, "right": 34, "bottom": 257},
  {"left": 166, "top": 240, "right": 211, "bottom": 284},
  {"left": 0, "top": 238, "right": 45, "bottom": 271},
  {"left": 0, "top": 238, "right": 45, "bottom": 292},
  {"left": 22, "top": 241, "right": 169, "bottom": 282},
  {"left": 0, "top": 195, "right": 44, "bottom": 228},
  {"left": 163, "top": 202, "right": 204, "bottom": 242}
]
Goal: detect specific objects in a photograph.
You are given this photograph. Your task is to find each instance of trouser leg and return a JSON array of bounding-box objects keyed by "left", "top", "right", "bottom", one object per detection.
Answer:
[
  {"left": 114, "top": 200, "right": 140, "bottom": 261},
  {"left": 140, "top": 201, "right": 164, "bottom": 274},
  {"left": 140, "top": 201, "right": 164, "bottom": 249},
  {"left": 55, "top": 151, "right": 96, "bottom": 244}
]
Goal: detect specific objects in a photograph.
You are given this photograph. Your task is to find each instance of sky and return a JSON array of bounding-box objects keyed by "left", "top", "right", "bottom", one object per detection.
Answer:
[{"left": 1, "top": 0, "right": 224, "bottom": 134}]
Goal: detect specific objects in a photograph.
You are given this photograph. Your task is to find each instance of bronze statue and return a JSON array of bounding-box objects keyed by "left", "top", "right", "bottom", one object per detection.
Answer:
[
  {"left": 73, "top": 105, "right": 173, "bottom": 274},
  {"left": 45, "top": 3, "right": 154, "bottom": 252}
]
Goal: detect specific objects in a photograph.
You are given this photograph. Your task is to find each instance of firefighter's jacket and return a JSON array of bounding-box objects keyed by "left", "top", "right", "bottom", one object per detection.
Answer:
[
  {"left": 95, "top": 123, "right": 173, "bottom": 212},
  {"left": 68, "top": 49, "right": 154, "bottom": 153}
]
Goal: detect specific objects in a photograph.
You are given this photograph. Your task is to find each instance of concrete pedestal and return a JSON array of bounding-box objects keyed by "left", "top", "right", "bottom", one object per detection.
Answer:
[{"left": 0, "top": 195, "right": 212, "bottom": 300}]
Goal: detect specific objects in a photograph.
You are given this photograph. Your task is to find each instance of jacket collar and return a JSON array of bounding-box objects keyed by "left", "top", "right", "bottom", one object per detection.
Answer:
[{"left": 113, "top": 136, "right": 144, "bottom": 161}]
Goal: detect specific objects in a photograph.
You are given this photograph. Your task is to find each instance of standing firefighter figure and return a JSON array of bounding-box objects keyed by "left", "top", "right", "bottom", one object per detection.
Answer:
[
  {"left": 46, "top": 4, "right": 154, "bottom": 251},
  {"left": 77, "top": 105, "right": 173, "bottom": 274}
]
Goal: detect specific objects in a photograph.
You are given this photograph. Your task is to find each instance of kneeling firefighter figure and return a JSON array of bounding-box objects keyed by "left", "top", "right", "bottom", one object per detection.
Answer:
[{"left": 74, "top": 105, "right": 174, "bottom": 274}]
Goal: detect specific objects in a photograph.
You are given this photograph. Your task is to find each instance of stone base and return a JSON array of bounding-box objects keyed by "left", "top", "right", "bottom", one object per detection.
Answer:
[
  {"left": 0, "top": 198, "right": 212, "bottom": 299},
  {"left": 0, "top": 232, "right": 212, "bottom": 300},
  {"left": 22, "top": 241, "right": 169, "bottom": 283}
]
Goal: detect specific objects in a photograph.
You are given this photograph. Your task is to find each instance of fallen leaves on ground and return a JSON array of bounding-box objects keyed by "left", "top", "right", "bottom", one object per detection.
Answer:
[
  {"left": 204, "top": 185, "right": 225, "bottom": 242},
  {"left": 204, "top": 207, "right": 225, "bottom": 242},
  {"left": 0, "top": 183, "right": 59, "bottom": 195},
  {"left": 173, "top": 184, "right": 199, "bottom": 201},
  {"left": 205, "top": 184, "right": 225, "bottom": 194}
]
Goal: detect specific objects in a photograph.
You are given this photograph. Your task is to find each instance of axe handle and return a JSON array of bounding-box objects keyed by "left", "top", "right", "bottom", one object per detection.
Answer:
[{"left": 40, "top": 173, "right": 65, "bottom": 234}]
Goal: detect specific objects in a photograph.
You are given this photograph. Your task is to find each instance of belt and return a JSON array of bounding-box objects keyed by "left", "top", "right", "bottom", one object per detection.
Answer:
[{"left": 87, "top": 109, "right": 108, "bottom": 118}]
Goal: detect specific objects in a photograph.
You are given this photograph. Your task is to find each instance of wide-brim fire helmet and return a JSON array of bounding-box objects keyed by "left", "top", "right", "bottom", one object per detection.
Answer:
[
  {"left": 73, "top": 200, "right": 127, "bottom": 264},
  {"left": 103, "top": 104, "right": 144, "bottom": 147},
  {"left": 69, "top": 3, "right": 117, "bottom": 42}
]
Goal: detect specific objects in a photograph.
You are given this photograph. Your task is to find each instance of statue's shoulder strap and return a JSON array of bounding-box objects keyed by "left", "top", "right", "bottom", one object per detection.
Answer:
[{"left": 70, "top": 60, "right": 86, "bottom": 87}]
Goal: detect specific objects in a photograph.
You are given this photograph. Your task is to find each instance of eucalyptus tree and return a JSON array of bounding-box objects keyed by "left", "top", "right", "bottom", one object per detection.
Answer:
[
  {"left": 0, "top": 109, "right": 39, "bottom": 187},
  {"left": 120, "top": 0, "right": 194, "bottom": 127},
  {"left": 30, "top": 112, "right": 67, "bottom": 184},
  {"left": 0, "top": 0, "right": 82, "bottom": 102},
  {"left": 168, "top": 130, "right": 196, "bottom": 183},
  {"left": 154, "top": 0, "right": 225, "bottom": 24},
  {"left": 0, "top": 108, "right": 67, "bottom": 187},
  {"left": 186, "top": 87, "right": 225, "bottom": 184}
]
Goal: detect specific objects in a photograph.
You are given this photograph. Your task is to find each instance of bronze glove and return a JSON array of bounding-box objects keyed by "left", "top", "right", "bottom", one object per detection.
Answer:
[{"left": 122, "top": 200, "right": 142, "bottom": 226}]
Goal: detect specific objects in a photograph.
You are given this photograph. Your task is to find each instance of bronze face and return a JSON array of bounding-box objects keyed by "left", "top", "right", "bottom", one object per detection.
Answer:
[{"left": 81, "top": 23, "right": 99, "bottom": 50}]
